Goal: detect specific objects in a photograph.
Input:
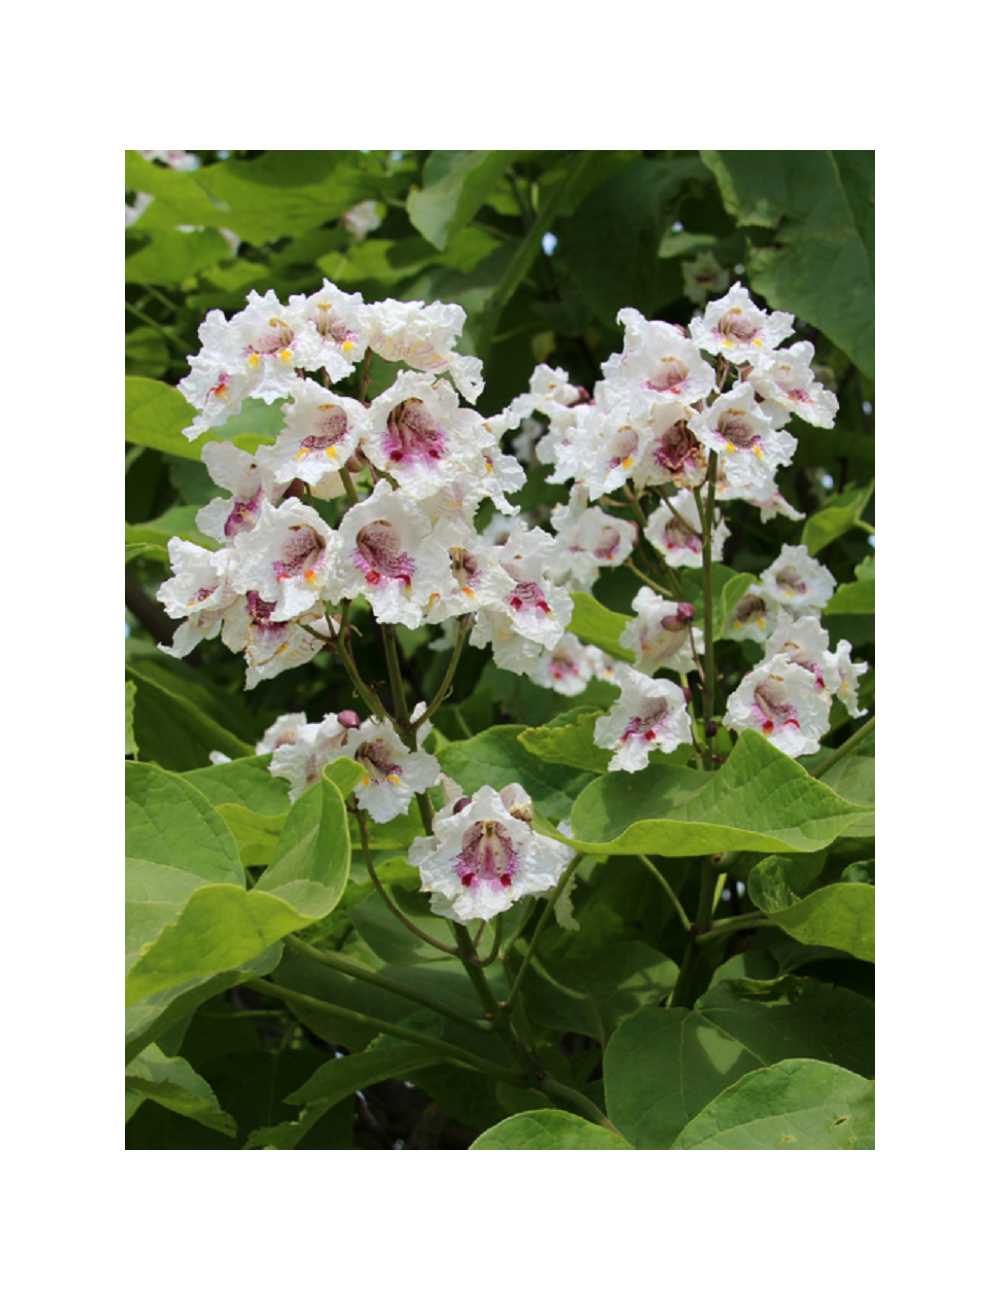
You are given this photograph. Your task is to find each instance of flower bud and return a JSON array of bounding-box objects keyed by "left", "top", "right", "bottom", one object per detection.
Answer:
[
  {"left": 705, "top": 719, "right": 718, "bottom": 738},
  {"left": 452, "top": 796, "right": 472, "bottom": 815},
  {"left": 337, "top": 710, "right": 361, "bottom": 729},
  {"left": 660, "top": 602, "right": 696, "bottom": 632}
]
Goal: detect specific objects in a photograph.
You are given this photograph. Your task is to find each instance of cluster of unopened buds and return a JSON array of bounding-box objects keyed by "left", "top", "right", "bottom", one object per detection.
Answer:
[{"left": 161, "top": 278, "right": 867, "bottom": 923}]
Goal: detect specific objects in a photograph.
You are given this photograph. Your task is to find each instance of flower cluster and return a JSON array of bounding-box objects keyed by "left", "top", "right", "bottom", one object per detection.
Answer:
[{"left": 157, "top": 275, "right": 869, "bottom": 922}]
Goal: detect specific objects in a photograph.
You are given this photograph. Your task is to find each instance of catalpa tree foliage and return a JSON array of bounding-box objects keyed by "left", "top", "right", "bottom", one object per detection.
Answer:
[{"left": 125, "top": 150, "right": 874, "bottom": 1151}]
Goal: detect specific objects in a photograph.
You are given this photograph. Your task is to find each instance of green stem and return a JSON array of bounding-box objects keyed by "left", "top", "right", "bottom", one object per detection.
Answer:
[
  {"left": 810, "top": 715, "right": 875, "bottom": 780},
  {"left": 535, "top": 1075, "right": 625, "bottom": 1137},
  {"left": 245, "top": 978, "right": 523, "bottom": 1084},
  {"left": 283, "top": 934, "right": 487, "bottom": 1032},
  {"left": 669, "top": 858, "right": 718, "bottom": 1010},
  {"left": 624, "top": 558, "right": 681, "bottom": 602},
  {"left": 334, "top": 601, "right": 385, "bottom": 720},
  {"left": 637, "top": 855, "right": 691, "bottom": 930},
  {"left": 694, "top": 910, "right": 774, "bottom": 945},
  {"left": 468, "top": 912, "right": 504, "bottom": 969},
  {"left": 423, "top": 618, "right": 470, "bottom": 723},
  {"left": 503, "top": 856, "right": 583, "bottom": 1013},
  {"left": 380, "top": 623, "right": 411, "bottom": 726},
  {"left": 355, "top": 808, "right": 459, "bottom": 956},
  {"left": 696, "top": 452, "right": 719, "bottom": 761},
  {"left": 338, "top": 467, "right": 359, "bottom": 507},
  {"left": 359, "top": 346, "right": 373, "bottom": 404}
]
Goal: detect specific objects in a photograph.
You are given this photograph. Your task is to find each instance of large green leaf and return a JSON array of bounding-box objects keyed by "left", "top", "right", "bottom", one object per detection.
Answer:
[
  {"left": 183, "top": 754, "right": 293, "bottom": 817},
  {"left": 125, "top": 1044, "right": 236, "bottom": 1137},
  {"left": 522, "top": 940, "right": 677, "bottom": 1046},
  {"left": 671, "top": 1059, "right": 874, "bottom": 1150},
  {"left": 603, "top": 976, "right": 875, "bottom": 1149},
  {"left": 407, "top": 151, "right": 518, "bottom": 251},
  {"left": 567, "top": 592, "right": 633, "bottom": 662},
  {"left": 125, "top": 661, "right": 254, "bottom": 770},
  {"left": 125, "top": 228, "right": 232, "bottom": 285},
  {"left": 437, "top": 726, "right": 597, "bottom": 820},
  {"left": 125, "top": 772, "right": 353, "bottom": 1006},
  {"left": 801, "top": 484, "right": 874, "bottom": 556},
  {"left": 547, "top": 730, "right": 871, "bottom": 858},
  {"left": 471, "top": 1111, "right": 633, "bottom": 1150},
  {"left": 748, "top": 856, "right": 874, "bottom": 962},
  {"left": 701, "top": 150, "right": 874, "bottom": 378},
  {"left": 125, "top": 946, "right": 282, "bottom": 1064},
  {"left": 560, "top": 157, "right": 710, "bottom": 321}
]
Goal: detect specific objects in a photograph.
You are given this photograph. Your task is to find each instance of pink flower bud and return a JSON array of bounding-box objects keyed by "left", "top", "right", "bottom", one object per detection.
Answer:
[{"left": 337, "top": 710, "right": 361, "bottom": 729}]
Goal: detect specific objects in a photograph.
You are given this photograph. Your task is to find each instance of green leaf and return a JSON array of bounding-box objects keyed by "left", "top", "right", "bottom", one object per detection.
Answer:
[
  {"left": 719, "top": 572, "right": 757, "bottom": 634},
  {"left": 125, "top": 681, "right": 137, "bottom": 756},
  {"left": 470, "top": 1111, "right": 633, "bottom": 1150},
  {"left": 436, "top": 726, "right": 598, "bottom": 821},
  {"left": 801, "top": 483, "right": 874, "bottom": 556},
  {"left": 125, "top": 542, "right": 168, "bottom": 566},
  {"left": 126, "top": 763, "right": 244, "bottom": 972},
  {"left": 125, "top": 1044, "right": 237, "bottom": 1137},
  {"left": 125, "top": 773, "right": 353, "bottom": 1006},
  {"left": 517, "top": 709, "right": 610, "bottom": 774},
  {"left": 182, "top": 754, "right": 292, "bottom": 817},
  {"left": 125, "top": 228, "right": 232, "bottom": 285},
  {"left": 125, "top": 504, "right": 219, "bottom": 552},
  {"left": 701, "top": 150, "right": 874, "bottom": 378},
  {"left": 407, "top": 151, "right": 517, "bottom": 251},
  {"left": 567, "top": 592, "right": 634, "bottom": 662},
  {"left": 522, "top": 940, "right": 678, "bottom": 1047},
  {"left": 551, "top": 730, "right": 871, "bottom": 858},
  {"left": 125, "top": 945, "right": 282, "bottom": 1064},
  {"left": 748, "top": 856, "right": 874, "bottom": 962},
  {"left": 671, "top": 1059, "right": 874, "bottom": 1150},
  {"left": 125, "top": 661, "right": 255, "bottom": 771},
  {"left": 560, "top": 158, "right": 710, "bottom": 321},
  {"left": 658, "top": 230, "right": 718, "bottom": 259},
  {"left": 826, "top": 580, "right": 876, "bottom": 614},
  {"left": 603, "top": 976, "right": 875, "bottom": 1149},
  {"left": 125, "top": 377, "right": 278, "bottom": 462},
  {"left": 814, "top": 751, "right": 874, "bottom": 837}
]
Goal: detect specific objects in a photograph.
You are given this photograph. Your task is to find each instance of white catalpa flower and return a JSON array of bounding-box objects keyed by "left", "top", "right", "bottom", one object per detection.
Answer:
[
  {"left": 269, "top": 711, "right": 362, "bottom": 802},
  {"left": 631, "top": 403, "right": 707, "bottom": 492},
  {"left": 593, "top": 667, "right": 693, "bottom": 772},
  {"left": 287, "top": 280, "right": 370, "bottom": 381},
  {"left": 364, "top": 297, "right": 483, "bottom": 402},
  {"left": 528, "top": 633, "right": 599, "bottom": 696},
  {"left": 233, "top": 498, "right": 337, "bottom": 621},
  {"left": 748, "top": 341, "right": 838, "bottom": 430},
  {"left": 156, "top": 539, "right": 239, "bottom": 659},
  {"left": 256, "top": 713, "right": 308, "bottom": 754},
  {"left": 722, "top": 654, "right": 831, "bottom": 758},
  {"left": 764, "top": 614, "right": 832, "bottom": 688},
  {"left": 824, "top": 641, "right": 869, "bottom": 719},
  {"left": 409, "top": 784, "right": 574, "bottom": 924},
  {"left": 347, "top": 717, "right": 440, "bottom": 824},
  {"left": 178, "top": 290, "right": 308, "bottom": 437},
  {"left": 575, "top": 402, "right": 650, "bottom": 501},
  {"left": 682, "top": 250, "right": 729, "bottom": 305},
  {"left": 759, "top": 544, "right": 836, "bottom": 615},
  {"left": 619, "top": 588, "right": 703, "bottom": 676},
  {"left": 603, "top": 308, "right": 715, "bottom": 409},
  {"left": 221, "top": 591, "right": 326, "bottom": 689},
  {"left": 689, "top": 282, "right": 794, "bottom": 362},
  {"left": 550, "top": 502, "right": 637, "bottom": 591},
  {"left": 195, "top": 442, "right": 282, "bottom": 544},
  {"left": 423, "top": 516, "right": 514, "bottom": 624},
  {"left": 644, "top": 491, "right": 729, "bottom": 568},
  {"left": 255, "top": 378, "right": 368, "bottom": 496},
  {"left": 495, "top": 520, "right": 575, "bottom": 649},
  {"left": 723, "top": 585, "right": 781, "bottom": 643},
  {"left": 365, "top": 373, "right": 490, "bottom": 499},
  {"left": 690, "top": 382, "right": 795, "bottom": 473},
  {"left": 334, "top": 479, "right": 451, "bottom": 630}
]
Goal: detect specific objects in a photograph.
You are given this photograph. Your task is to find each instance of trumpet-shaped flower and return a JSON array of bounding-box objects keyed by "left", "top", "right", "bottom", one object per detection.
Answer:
[
  {"left": 347, "top": 717, "right": 440, "bottom": 823},
  {"left": 221, "top": 591, "right": 326, "bottom": 689},
  {"left": 722, "top": 654, "right": 830, "bottom": 757},
  {"left": 619, "top": 587, "right": 703, "bottom": 675},
  {"left": 689, "top": 282, "right": 794, "bottom": 362},
  {"left": 603, "top": 308, "right": 715, "bottom": 408},
  {"left": 644, "top": 491, "right": 729, "bottom": 568},
  {"left": 423, "top": 517, "right": 514, "bottom": 623},
  {"left": 287, "top": 280, "right": 370, "bottom": 381},
  {"left": 196, "top": 443, "right": 282, "bottom": 543},
  {"left": 593, "top": 667, "right": 693, "bottom": 772},
  {"left": 256, "top": 379, "right": 368, "bottom": 496},
  {"left": 409, "top": 784, "right": 573, "bottom": 924},
  {"left": 234, "top": 498, "right": 338, "bottom": 621},
  {"left": 334, "top": 479, "right": 450, "bottom": 629},
  {"left": 364, "top": 297, "right": 483, "bottom": 402},
  {"left": 748, "top": 341, "right": 838, "bottom": 429},
  {"left": 269, "top": 712, "right": 361, "bottom": 801},
  {"left": 156, "top": 539, "right": 239, "bottom": 658},
  {"left": 690, "top": 382, "right": 795, "bottom": 473},
  {"left": 759, "top": 544, "right": 836, "bottom": 615}
]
